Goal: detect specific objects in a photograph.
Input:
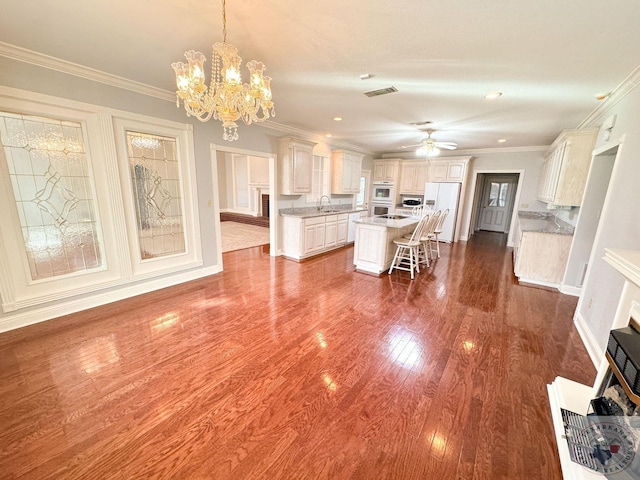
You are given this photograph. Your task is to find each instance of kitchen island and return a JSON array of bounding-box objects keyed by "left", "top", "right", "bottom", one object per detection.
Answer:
[
  {"left": 353, "top": 215, "right": 419, "bottom": 275},
  {"left": 513, "top": 211, "right": 574, "bottom": 288}
]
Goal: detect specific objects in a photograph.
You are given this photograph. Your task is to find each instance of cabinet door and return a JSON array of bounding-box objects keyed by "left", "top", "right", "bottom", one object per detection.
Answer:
[
  {"left": 293, "top": 145, "right": 313, "bottom": 193},
  {"left": 429, "top": 161, "right": 448, "bottom": 182},
  {"left": 348, "top": 153, "right": 362, "bottom": 192},
  {"left": 399, "top": 164, "right": 416, "bottom": 194},
  {"left": 373, "top": 163, "right": 386, "bottom": 182},
  {"left": 447, "top": 162, "right": 466, "bottom": 181},
  {"left": 384, "top": 163, "right": 396, "bottom": 181},
  {"left": 304, "top": 224, "right": 317, "bottom": 254},
  {"left": 415, "top": 164, "right": 429, "bottom": 193},
  {"left": 337, "top": 220, "right": 348, "bottom": 245},
  {"left": 325, "top": 222, "right": 338, "bottom": 247},
  {"left": 314, "top": 224, "right": 326, "bottom": 250}
]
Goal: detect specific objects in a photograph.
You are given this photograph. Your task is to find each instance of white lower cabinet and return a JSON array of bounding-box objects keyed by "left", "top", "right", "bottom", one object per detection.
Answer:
[
  {"left": 283, "top": 213, "right": 350, "bottom": 260},
  {"left": 337, "top": 219, "right": 348, "bottom": 244},
  {"left": 325, "top": 220, "right": 338, "bottom": 248},
  {"left": 303, "top": 218, "right": 325, "bottom": 255}
]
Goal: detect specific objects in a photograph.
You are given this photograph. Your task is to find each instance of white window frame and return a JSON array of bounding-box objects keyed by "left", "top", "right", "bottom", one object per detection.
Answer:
[
  {"left": 112, "top": 115, "right": 202, "bottom": 277},
  {"left": 0, "top": 86, "right": 202, "bottom": 313}
]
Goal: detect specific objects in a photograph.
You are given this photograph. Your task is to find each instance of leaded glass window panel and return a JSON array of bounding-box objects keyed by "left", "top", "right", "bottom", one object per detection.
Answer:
[
  {"left": 125, "top": 131, "right": 185, "bottom": 260},
  {"left": 0, "top": 112, "right": 103, "bottom": 281}
]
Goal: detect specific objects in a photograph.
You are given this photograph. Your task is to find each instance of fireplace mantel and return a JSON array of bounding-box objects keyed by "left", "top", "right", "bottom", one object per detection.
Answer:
[
  {"left": 548, "top": 248, "right": 640, "bottom": 479},
  {"left": 604, "top": 249, "right": 640, "bottom": 289}
]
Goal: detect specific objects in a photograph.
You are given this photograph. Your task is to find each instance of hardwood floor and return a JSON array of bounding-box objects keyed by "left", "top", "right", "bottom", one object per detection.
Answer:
[{"left": 0, "top": 232, "right": 596, "bottom": 479}]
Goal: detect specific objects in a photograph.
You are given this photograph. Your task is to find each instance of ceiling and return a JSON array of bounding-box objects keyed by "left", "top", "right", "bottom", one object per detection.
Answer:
[{"left": 1, "top": 0, "right": 639, "bottom": 155}]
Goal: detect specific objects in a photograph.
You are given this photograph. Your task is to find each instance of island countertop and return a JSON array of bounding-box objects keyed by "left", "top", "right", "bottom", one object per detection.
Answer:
[
  {"left": 354, "top": 215, "right": 419, "bottom": 229},
  {"left": 517, "top": 211, "right": 574, "bottom": 235}
]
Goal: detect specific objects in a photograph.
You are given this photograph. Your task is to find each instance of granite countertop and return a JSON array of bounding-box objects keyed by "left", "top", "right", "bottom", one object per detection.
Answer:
[
  {"left": 279, "top": 206, "right": 366, "bottom": 218},
  {"left": 355, "top": 215, "right": 419, "bottom": 229},
  {"left": 517, "top": 211, "right": 575, "bottom": 235}
]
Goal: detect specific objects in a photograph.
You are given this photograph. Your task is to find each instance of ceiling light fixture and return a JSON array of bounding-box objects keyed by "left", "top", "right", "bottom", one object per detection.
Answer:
[
  {"left": 359, "top": 73, "right": 374, "bottom": 80},
  {"left": 498, "top": 138, "right": 507, "bottom": 143},
  {"left": 171, "top": 0, "right": 274, "bottom": 141},
  {"left": 484, "top": 91, "right": 503, "bottom": 100},
  {"left": 325, "top": 134, "right": 332, "bottom": 138},
  {"left": 333, "top": 116, "right": 343, "bottom": 121},
  {"left": 416, "top": 145, "right": 440, "bottom": 157}
]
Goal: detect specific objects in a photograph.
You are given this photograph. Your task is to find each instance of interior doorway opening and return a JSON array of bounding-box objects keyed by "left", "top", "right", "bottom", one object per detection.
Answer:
[
  {"left": 473, "top": 173, "right": 520, "bottom": 234},
  {"left": 210, "top": 145, "right": 276, "bottom": 267}
]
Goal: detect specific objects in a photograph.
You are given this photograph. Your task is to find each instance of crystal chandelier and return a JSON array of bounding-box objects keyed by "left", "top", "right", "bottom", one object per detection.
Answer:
[{"left": 171, "top": 0, "right": 275, "bottom": 141}]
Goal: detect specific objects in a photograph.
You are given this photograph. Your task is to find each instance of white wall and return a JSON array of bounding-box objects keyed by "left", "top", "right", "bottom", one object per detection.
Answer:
[
  {"left": 562, "top": 152, "right": 615, "bottom": 290},
  {"left": 574, "top": 76, "right": 640, "bottom": 358},
  {"left": 454, "top": 149, "right": 546, "bottom": 243}
]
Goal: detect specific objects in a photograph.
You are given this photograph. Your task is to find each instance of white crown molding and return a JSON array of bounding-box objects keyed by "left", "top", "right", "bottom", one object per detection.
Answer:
[
  {"left": 0, "top": 41, "right": 374, "bottom": 155},
  {"left": 578, "top": 64, "right": 640, "bottom": 129},
  {"left": 262, "top": 119, "right": 374, "bottom": 155},
  {"left": 0, "top": 41, "right": 175, "bottom": 103},
  {"left": 381, "top": 145, "right": 547, "bottom": 159}
]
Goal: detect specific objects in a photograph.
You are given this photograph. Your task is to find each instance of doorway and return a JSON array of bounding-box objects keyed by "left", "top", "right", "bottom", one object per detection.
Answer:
[
  {"left": 562, "top": 144, "right": 617, "bottom": 293},
  {"left": 210, "top": 145, "right": 276, "bottom": 267},
  {"left": 475, "top": 174, "right": 519, "bottom": 233}
]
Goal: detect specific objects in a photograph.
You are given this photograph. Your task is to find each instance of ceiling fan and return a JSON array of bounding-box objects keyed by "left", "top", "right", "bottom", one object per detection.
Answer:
[{"left": 401, "top": 129, "right": 457, "bottom": 157}]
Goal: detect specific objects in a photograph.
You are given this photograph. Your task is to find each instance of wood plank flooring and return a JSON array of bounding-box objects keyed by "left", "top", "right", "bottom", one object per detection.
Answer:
[{"left": 0, "top": 232, "right": 596, "bottom": 479}]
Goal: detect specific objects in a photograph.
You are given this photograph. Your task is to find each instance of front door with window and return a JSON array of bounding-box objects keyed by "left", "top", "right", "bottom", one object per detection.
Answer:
[{"left": 479, "top": 175, "right": 517, "bottom": 232}]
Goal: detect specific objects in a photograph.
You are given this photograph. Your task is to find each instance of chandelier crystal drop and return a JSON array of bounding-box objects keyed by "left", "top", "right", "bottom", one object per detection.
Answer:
[{"left": 171, "top": 0, "right": 275, "bottom": 141}]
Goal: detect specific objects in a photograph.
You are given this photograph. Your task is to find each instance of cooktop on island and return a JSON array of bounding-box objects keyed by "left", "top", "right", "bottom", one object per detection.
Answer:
[{"left": 377, "top": 214, "right": 410, "bottom": 220}]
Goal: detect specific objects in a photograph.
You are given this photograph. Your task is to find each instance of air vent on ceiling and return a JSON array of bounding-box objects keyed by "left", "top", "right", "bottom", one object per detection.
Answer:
[{"left": 363, "top": 86, "right": 398, "bottom": 97}]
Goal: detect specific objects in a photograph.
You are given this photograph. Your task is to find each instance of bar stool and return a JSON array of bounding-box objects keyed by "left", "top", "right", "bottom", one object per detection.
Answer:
[
  {"left": 429, "top": 208, "right": 449, "bottom": 259},
  {"left": 419, "top": 210, "right": 441, "bottom": 267},
  {"left": 388, "top": 214, "right": 431, "bottom": 280}
]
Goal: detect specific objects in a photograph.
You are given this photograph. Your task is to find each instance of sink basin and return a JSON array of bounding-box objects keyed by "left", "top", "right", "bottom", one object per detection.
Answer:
[{"left": 378, "top": 214, "right": 409, "bottom": 220}]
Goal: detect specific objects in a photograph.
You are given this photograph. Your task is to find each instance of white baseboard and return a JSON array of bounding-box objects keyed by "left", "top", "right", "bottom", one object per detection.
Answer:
[
  {"left": 0, "top": 264, "right": 222, "bottom": 333},
  {"left": 517, "top": 277, "right": 560, "bottom": 290},
  {"left": 559, "top": 284, "right": 582, "bottom": 297},
  {"left": 574, "top": 311, "right": 603, "bottom": 368}
]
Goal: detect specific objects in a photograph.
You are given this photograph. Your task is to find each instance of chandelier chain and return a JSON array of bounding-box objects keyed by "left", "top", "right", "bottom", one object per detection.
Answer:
[{"left": 221, "top": 0, "right": 227, "bottom": 43}]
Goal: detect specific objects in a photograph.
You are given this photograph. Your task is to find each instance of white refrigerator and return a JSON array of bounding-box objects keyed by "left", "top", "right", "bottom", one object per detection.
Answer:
[{"left": 424, "top": 182, "right": 461, "bottom": 243}]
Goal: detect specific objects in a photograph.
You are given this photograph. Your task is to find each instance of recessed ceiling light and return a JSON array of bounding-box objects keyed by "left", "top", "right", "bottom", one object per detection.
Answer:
[
  {"left": 498, "top": 138, "right": 507, "bottom": 143},
  {"left": 595, "top": 92, "right": 611, "bottom": 101},
  {"left": 333, "top": 116, "right": 343, "bottom": 121},
  {"left": 325, "top": 134, "right": 332, "bottom": 138},
  {"left": 484, "top": 92, "right": 503, "bottom": 100},
  {"left": 360, "top": 73, "right": 374, "bottom": 80}
]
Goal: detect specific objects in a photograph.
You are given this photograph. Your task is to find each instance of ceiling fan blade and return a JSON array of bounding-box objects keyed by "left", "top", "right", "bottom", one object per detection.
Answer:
[
  {"left": 437, "top": 144, "right": 457, "bottom": 150},
  {"left": 400, "top": 143, "right": 423, "bottom": 149}
]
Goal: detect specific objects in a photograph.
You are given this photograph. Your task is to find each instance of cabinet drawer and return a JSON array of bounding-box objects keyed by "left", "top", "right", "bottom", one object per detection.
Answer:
[{"left": 304, "top": 216, "right": 326, "bottom": 226}]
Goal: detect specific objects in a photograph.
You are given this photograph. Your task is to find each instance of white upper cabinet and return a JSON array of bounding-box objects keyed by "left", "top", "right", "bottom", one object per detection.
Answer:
[
  {"left": 372, "top": 159, "right": 400, "bottom": 183},
  {"left": 331, "top": 149, "right": 363, "bottom": 194},
  {"left": 279, "top": 136, "right": 316, "bottom": 195},
  {"left": 399, "top": 161, "right": 429, "bottom": 194},
  {"left": 537, "top": 129, "right": 598, "bottom": 206},
  {"left": 428, "top": 159, "right": 468, "bottom": 182}
]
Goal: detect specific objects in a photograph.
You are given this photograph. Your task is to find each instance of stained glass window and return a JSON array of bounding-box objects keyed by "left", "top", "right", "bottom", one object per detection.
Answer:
[
  {"left": 0, "top": 112, "right": 103, "bottom": 280},
  {"left": 125, "top": 131, "right": 185, "bottom": 260}
]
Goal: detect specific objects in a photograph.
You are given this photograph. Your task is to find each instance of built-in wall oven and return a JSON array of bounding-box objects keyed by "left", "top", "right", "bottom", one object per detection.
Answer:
[
  {"left": 371, "top": 182, "right": 395, "bottom": 216},
  {"left": 372, "top": 183, "right": 395, "bottom": 203}
]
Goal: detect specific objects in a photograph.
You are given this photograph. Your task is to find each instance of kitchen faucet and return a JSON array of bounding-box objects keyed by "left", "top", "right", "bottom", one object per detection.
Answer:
[{"left": 317, "top": 195, "right": 331, "bottom": 211}]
